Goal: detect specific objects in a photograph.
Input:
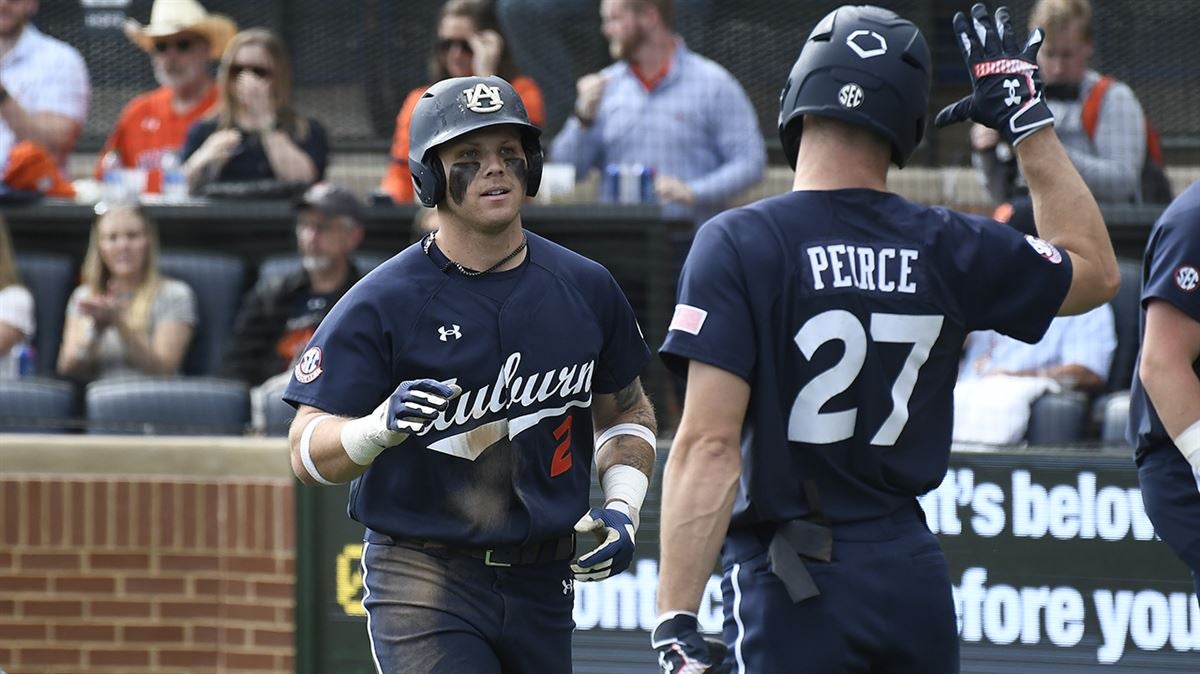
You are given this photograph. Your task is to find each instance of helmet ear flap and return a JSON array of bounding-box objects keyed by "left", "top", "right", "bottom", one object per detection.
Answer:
[{"left": 523, "top": 134, "right": 543, "bottom": 198}]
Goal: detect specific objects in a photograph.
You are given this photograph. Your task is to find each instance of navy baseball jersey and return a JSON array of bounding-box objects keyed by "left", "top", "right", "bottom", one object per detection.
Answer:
[
  {"left": 284, "top": 231, "right": 650, "bottom": 547},
  {"left": 660, "top": 188, "right": 1073, "bottom": 525},
  {"left": 1128, "top": 180, "right": 1200, "bottom": 458}
]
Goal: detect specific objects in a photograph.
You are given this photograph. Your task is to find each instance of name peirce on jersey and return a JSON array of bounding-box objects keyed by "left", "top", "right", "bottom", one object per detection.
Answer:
[
  {"left": 418, "top": 351, "right": 595, "bottom": 461},
  {"left": 805, "top": 243, "right": 921, "bottom": 294}
]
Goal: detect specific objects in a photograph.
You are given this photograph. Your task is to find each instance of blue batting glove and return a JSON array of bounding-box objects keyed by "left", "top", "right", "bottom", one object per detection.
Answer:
[
  {"left": 571, "top": 506, "right": 636, "bottom": 581},
  {"left": 385, "top": 379, "right": 459, "bottom": 433},
  {"left": 652, "top": 612, "right": 729, "bottom": 674}
]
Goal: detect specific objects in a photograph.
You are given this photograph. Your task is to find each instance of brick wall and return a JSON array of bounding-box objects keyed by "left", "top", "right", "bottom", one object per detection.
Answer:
[{"left": 0, "top": 437, "right": 295, "bottom": 674}]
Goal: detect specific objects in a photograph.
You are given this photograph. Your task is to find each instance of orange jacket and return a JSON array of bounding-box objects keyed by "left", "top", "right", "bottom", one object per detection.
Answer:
[
  {"left": 380, "top": 75, "right": 545, "bottom": 203},
  {"left": 94, "top": 85, "right": 219, "bottom": 193}
]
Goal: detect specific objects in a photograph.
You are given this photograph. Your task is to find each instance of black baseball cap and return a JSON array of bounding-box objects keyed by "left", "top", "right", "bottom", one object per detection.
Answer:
[{"left": 295, "top": 182, "right": 364, "bottom": 224}]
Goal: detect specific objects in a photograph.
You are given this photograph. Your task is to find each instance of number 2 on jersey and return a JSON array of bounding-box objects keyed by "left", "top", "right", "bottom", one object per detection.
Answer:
[{"left": 788, "top": 310, "right": 943, "bottom": 446}]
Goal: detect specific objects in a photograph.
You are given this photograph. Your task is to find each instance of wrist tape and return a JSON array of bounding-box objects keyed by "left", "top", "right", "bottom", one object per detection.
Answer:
[{"left": 1173, "top": 419, "right": 1200, "bottom": 471}]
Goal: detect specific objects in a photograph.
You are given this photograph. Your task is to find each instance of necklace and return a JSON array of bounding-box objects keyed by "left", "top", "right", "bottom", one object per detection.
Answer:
[{"left": 423, "top": 230, "right": 528, "bottom": 277}]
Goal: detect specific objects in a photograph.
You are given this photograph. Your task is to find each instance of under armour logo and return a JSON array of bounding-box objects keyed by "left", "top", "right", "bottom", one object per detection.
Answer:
[
  {"left": 1003, "top": 78, "right": 1022, "bottom": 107},
  {"left": 438, "top": 324, "right": 462, "bottom": 341},
  {"left": 562, "top": 578, "right": 574, "bottom": 595},
  {"left": 463, "top": 82, "right": 504, "bottom": 113}
]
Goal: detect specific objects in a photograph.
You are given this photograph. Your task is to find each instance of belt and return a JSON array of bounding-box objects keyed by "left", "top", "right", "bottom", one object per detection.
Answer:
[
  {"left": 390, "top": 534, "right": 577, "bottom": 567},
  {"left": 768, "top": 519, "right": 833, "bottom": 604}
]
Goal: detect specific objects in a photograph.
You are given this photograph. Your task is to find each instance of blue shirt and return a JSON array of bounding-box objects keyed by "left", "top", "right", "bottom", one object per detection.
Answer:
[
  {"left": 284, "top": 232, "right": 650, "bottom": 547},
  {"left": 1128, "top": 180, "right": 1200, "bottom": 458},
  {"left": 549, "top": 40, "right": 765, "bottom": 226},
  {"left": 660, "top": 189, "right": 1072, "bottom": 524},
  {"left": 958, "top": 304, "right": 1116, "bottom": 383}
]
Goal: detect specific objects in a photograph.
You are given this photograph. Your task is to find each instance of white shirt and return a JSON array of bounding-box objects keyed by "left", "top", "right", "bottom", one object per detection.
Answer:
[
  {"left": 0, "top": 283, "right": 34, "bottom": 378},
  {"left": 0, "top": 24, "right": 90, "bottom": 171}
]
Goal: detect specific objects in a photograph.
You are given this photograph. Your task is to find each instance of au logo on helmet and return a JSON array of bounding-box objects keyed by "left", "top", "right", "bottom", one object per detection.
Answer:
[{"left": 463, "top": 82, "right": 504, "bottom": 113}]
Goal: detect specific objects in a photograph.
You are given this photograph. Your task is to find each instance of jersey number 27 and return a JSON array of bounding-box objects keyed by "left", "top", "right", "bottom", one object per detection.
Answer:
[{"left": 788, "top": 310, "right": 944, "bottom": 446}]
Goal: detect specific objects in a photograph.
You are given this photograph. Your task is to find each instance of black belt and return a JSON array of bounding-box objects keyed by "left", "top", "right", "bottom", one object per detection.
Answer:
[
  {"left": 768, "top": 519, "right": 833, "bottom": 603},
  {"left": 768, "top": 479, "right": 833, "bottom": 604},
  {"left": 390, "top": 534, "right": 577, "bottom": 567}
]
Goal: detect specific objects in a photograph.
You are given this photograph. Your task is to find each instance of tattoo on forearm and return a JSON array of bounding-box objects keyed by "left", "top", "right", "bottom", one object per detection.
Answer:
[
  {"left": 597, "top": 378, "right": 657, "bottom": 478},
  {"left": 613, "top": 379, "right": 658, "bottom": 433}
]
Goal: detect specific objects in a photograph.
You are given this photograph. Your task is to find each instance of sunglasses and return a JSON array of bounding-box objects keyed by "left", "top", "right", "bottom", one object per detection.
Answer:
[
  {"left": 230, "top": 64, "right": 273, "bottom": 79},
  {"left": 436, "top": 38, "right": 473, "bottom": 54},
  {"left": 153, "top": 38, "right": 195, "bottom": 54}
]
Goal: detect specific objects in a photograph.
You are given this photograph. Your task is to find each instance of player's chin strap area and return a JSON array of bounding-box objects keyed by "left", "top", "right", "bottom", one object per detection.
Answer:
[{"left": 767, "top": 480, "right": 833, "bottom": 603}]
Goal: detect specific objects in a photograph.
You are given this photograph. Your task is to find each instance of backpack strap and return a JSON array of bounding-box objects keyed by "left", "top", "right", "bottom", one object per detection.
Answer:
[{"left": 1081, "top": 75, "right": 1115, "bottom": 142}]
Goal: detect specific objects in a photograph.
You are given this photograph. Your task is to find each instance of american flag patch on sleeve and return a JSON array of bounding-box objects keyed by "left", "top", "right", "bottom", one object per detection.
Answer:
[{"left": 669, "top": 304, "right": 708, "bottom": 335}]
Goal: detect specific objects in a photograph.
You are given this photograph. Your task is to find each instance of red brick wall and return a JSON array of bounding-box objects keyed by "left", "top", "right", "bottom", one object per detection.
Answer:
[{"left": 0, "top": 477, "right": 295, "bottom": 674}]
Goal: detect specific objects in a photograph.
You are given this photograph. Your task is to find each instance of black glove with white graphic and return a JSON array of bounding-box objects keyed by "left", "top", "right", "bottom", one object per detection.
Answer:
[
  {"left": 935, "top": 3, "right": 1054, "bottom": 146},
  {"left": 652, "top": 612, "right": 729, "bottom": 674}
]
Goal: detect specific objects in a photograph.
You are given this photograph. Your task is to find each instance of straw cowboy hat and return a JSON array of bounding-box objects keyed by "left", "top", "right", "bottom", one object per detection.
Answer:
[{"left": 124, "top": 0, "right": 237, "bottom": 60}]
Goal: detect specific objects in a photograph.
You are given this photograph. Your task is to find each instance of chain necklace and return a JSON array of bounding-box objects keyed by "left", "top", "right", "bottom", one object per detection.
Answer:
[{"left": 423, "top": 230, "right": 528, "bottom": 277}]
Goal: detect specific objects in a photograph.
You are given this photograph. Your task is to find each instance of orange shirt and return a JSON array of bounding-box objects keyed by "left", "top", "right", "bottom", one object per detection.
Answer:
[
  {"left": 94, "top": 84, "right": 220, "bottom": 193},
  {"left": 380, "top": 75, "right": 545, "bottom": 204}
]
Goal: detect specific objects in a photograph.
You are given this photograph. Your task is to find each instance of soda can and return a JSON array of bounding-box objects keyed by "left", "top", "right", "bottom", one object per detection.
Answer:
[
  {"left": 601, "top": 163, "right": 622, "bottom": 203},
  {"left": 638, "top": 164, "right": 656, "bottom": 203},
  {"left": 17, "top": 343, "right": 36, "bottom": 376},
  {"left": 618, "top": 164, "right": 644, "bottom": 204}
]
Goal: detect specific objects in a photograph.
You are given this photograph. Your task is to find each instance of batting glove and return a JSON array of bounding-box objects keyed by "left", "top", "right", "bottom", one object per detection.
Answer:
[
  {"left": 652, "top": 612, "right": 729, "bottom": 674},
  {"left": 571, "top": 505, "right": 636, "bottom": 581},
  {"left": 934, "top": 3, "right": 1054, "bottom": 146},
  {"left": 340, "top": 379, "right": 461, "bottom": 465}
]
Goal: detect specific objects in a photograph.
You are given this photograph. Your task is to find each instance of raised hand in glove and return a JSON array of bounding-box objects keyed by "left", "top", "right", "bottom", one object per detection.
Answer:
[
  {"left": 571, "top": 505, "right": 636, "bottom": 581},
  {"left": 652, "top": 612, "right": 729, "bottom": 674},
  {"left": 935, "top": 3, "right": 1054, "bottom": 146},
  {"left": 340, "top": 379, "right": 461, "bottom": 465}
]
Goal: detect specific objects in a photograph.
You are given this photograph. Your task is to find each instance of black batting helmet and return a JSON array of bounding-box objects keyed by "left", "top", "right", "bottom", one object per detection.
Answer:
[
  {"left": 778, "top": 5, "right": 931, "bottom": 168},
  {"left": 408, "top": 75, "right": 544, "bottom": 207}
]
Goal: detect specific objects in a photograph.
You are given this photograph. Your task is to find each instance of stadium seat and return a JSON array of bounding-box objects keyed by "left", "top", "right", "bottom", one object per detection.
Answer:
[
  {"left": 14, "top": 252, "right": 74, "bottom": 376},
  {"left": 0, "top": 377, "right": 76, "bottom": 433},
  {"left": 1099, "top": 390, "right": 1132, "bottom": 445},
  {"left": 1105, "top": 259, "right": 1143, "bottom": 393},
  {"left": 158, "top": 251, "right": 245, "bottom": 376},
  {"left": 259, "top": 389, "right": 296, "bottom": 437},
  {"left": 1025, "top": 259, "right": 1143, "bottom": 445},
  {"left": 1026, "top": 390, "right": 1090, "bottom": 445},
  {"left": 255, "top": 251, "right": 390, "bottom": 288},
  {"left": 85, "top": 376, "right": 249, "bottom": 436}
]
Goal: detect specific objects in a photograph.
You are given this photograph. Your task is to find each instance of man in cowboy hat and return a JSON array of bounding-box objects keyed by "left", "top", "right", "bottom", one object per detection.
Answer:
[
  {"left": 94, "top": 0, "right": 236, "bottom": 193},
  {"left": 0, "top": 0, "right": 89, "bottom": 172}
]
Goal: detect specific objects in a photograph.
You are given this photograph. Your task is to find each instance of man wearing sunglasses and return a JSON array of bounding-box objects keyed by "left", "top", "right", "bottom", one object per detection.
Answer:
[
  {"left": 95, "top": 0, "right": 235, "bottom": 193},
  {"left": 0, "top": 0, "right": 89, "bottom": 174}
]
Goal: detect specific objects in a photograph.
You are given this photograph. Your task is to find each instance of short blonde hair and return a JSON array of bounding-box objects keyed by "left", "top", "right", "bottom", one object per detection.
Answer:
[{"left": 1030, "top": 0, "right": 1093, "bottom": 42}]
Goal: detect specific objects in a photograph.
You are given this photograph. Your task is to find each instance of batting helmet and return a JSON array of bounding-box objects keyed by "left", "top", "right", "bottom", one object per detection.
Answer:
[
  {"left": 408, "top": 75, "right": 544, "bottom": 207},
  {"left": 778, "top": 5, "right": 931, "bottom": 168}
]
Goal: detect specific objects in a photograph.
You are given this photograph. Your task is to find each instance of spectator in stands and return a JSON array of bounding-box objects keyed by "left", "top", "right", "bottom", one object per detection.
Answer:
[
  {"left": 57, "top": 205, "right": 196, "bottom": 381},
  {"left": 954, "top": 304, "right": 1117, "bottom": 444},
  {"left": 181, "top": 28, "right": 328, "bottom": 196},
  {"left": 223, "top": 183, "right": 365, "bottom": 388},
  {"left": 95, "top": 0, "right": 236, "bottom": 194},
  {"left": 550, "top": 0, "right": 764, "bottom": 227},
  {"left": 970, "top": 0, "right": 1156, "bottom": 229},
  {"left": 0, "top": 215, "right": 33, "bottom": 378},
  {"left": 379, "top": 0, "right": 544, "bottom": 204},
  {"left": 0, "top": 0, "right": 89, "bottom": 172},
  {"left": 494, "top": 0, "right": 711, "bottom": 134}
]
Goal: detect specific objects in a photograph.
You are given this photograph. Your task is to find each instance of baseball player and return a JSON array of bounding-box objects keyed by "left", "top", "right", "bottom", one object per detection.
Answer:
[
  {"left": 1128, "top": 179, "right": 1200, "bottom": 598},
  {"left": 284, "top": 75, "right": 657, "bottom": 674},
  {"left": 652, "top": 4, "right": 1118, "bottom": 672}
]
